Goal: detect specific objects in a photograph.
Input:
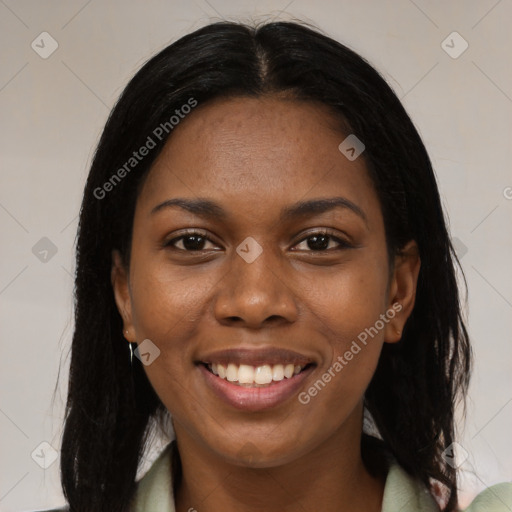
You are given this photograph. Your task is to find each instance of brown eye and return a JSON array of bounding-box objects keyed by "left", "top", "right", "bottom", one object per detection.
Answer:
[
  {"left": 164, "top": 231, "right": 217, "bottom": 251},
  {"left": 294, "top": 230, "right": 352, "bottom": 252}
]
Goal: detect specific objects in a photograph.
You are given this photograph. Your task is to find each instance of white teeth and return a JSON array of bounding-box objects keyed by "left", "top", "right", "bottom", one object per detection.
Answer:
[
  {"left": 254, "top": 365, "right": 272, "bottom": 385},
  {"left": 284, "top": 364, "right": 295, "bottom": 378},
  {"left": 272, "top": 364, "right": 284, "bottom": 381},
  {"left": 238, "top": 364, "right": 255, "bottom": 384},
  {"left": 207, "top": 362, "right": 307, "bottom": 386},
  {"left": 226, "top": 363, "right": 238, "bottom": 382}
]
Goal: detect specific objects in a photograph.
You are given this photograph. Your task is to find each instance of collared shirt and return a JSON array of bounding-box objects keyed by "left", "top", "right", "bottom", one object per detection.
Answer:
[{"left": 133, "top": 442, "right": 512, "bottom": 512}]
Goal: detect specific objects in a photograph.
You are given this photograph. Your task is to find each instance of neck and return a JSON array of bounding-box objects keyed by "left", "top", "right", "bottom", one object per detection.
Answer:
[{"left": 173, "top": 408, "right": 386, "bottom": 512}]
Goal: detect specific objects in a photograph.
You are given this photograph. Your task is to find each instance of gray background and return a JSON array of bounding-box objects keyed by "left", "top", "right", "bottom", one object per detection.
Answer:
[{"left": 0, "top": 1, "right": 511, "bottom": 510}]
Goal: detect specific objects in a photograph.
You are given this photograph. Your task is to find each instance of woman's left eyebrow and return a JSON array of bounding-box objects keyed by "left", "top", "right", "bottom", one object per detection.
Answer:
[
  {"left": 150, "top": 196, "right": 368, "bottom": 226},
  {"left": 281, "top": 197, "right": 368, "bottom": 226}
]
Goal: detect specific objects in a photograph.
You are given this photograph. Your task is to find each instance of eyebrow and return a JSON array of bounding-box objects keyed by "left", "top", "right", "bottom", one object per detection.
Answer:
[{"left": 151, "top": 196, "right": 367, "bottom": 224}]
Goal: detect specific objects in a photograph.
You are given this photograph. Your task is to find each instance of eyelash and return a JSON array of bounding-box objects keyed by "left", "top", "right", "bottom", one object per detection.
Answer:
[{"left": 163, "top": 229, "right": 352, "bottom": 252}]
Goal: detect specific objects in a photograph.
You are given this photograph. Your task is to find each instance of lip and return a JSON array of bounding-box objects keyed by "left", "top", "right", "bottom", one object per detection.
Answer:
[
  {"left": 197, "top": 347, "right": 316, "bottom": 367},
  {"left": 198, "top": 362, "right": 315, "bottom": 412}
]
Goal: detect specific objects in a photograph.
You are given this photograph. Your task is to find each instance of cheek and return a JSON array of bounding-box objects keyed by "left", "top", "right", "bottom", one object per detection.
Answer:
[
  {"left": 308, "top": 255, "right": 389, "bottom": 344},
  {"left": 129, "top": 252, "right": 217, "bottom": 338},
  {"left": 127, "top": 261, "right": 216, "bottom": 398},
  {"left": 303, "top": 255, "right": 389, "bottom": 400},
  {"left": 128, "top": 280, "right": 205, "bottom": 428}
]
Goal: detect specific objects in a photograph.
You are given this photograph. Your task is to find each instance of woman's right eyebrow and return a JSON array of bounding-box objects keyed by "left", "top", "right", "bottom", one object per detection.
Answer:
[
  {"left": 150, "top": 196, "right": 368, "bottom": 226},
  {"left": 151, "top": 197, "right": 227, "bottom": 220}
]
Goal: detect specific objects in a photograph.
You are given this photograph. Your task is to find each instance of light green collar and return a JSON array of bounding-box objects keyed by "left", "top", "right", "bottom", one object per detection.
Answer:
[{"left": 133, "top": 442, "right": 512, "bottom": 512}]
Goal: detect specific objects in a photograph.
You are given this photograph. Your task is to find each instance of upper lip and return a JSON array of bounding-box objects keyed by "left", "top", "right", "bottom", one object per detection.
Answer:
[{"left": 197, "top": 347, "right": 316, "bottom": 367}]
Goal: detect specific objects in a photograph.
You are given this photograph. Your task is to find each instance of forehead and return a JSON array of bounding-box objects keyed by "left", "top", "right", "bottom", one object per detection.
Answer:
[{"left": 137, "top": 96, "right": 379, "bottom": 223}]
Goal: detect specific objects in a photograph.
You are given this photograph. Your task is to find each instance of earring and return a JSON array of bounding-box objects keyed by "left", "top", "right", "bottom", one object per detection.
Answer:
[
  {"left": 128, "top": 341, "right": 134, "bottom": 366},
  {"left": 124, "top": 330, "right": 134, "bottom": 366}
]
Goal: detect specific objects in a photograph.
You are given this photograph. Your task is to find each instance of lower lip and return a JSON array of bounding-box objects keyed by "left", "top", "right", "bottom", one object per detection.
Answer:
[{"left": 198, "top": 364, "right": 315, "bottom": 412}]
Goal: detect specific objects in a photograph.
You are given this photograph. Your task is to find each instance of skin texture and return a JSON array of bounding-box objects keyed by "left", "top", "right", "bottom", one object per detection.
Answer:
[{"left": 112, "top": 96, "right": 421, "bottom": 512}]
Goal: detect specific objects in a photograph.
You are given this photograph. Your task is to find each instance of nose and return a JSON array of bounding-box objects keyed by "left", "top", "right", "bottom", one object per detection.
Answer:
[{"left": 212, "top": 242, "right": 299, "bottom": 329}]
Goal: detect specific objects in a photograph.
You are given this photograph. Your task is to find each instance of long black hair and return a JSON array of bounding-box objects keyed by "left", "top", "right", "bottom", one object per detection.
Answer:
[{"left": 59, "top": 20, "right": 472, "bottom": 512}]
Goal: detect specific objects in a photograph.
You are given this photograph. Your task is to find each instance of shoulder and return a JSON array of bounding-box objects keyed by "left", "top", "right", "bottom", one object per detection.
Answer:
[
  {"left": 384, "top": 461, "right": 512, "bottom": 512},
  {"left": 384, "top": 460, "right": 512, "bottom": 512},
  {"left": 28, "top": 443, "right": 177, "bottom": 512},
  {"left": 462, "top": 481, "right": 512, "bottom": 511},
  {"left": 132, "top": 441, "right": 176, "bottom": 511},
  {"left": 382, "top": 460, "right": 441, "bottom": 511},
  {"left": 371, "top": 438, "right": 512, "bottom": 512}
]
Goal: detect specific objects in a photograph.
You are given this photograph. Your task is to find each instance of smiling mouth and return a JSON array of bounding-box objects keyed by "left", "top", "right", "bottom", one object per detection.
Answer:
[{"left": 201, "top": 362, "right": 315, "bottom": 387}]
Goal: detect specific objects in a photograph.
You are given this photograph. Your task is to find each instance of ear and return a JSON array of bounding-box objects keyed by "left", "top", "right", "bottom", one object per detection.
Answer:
[
  {"left": 111, "top": 249, "right": 135, "bottom": 342},
  {"left": 384, "top": 240, "right": 421, "bottom": 344}
]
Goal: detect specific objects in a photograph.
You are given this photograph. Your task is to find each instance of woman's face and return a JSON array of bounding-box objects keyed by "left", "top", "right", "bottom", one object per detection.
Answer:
[{"left": 112, "top": 96, "right": 418, "bottom": 467}]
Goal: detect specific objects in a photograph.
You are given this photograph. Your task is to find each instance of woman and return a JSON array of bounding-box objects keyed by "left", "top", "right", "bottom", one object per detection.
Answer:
[{"left": 49, "top": 20, "right": 511, "bottom": 512}]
